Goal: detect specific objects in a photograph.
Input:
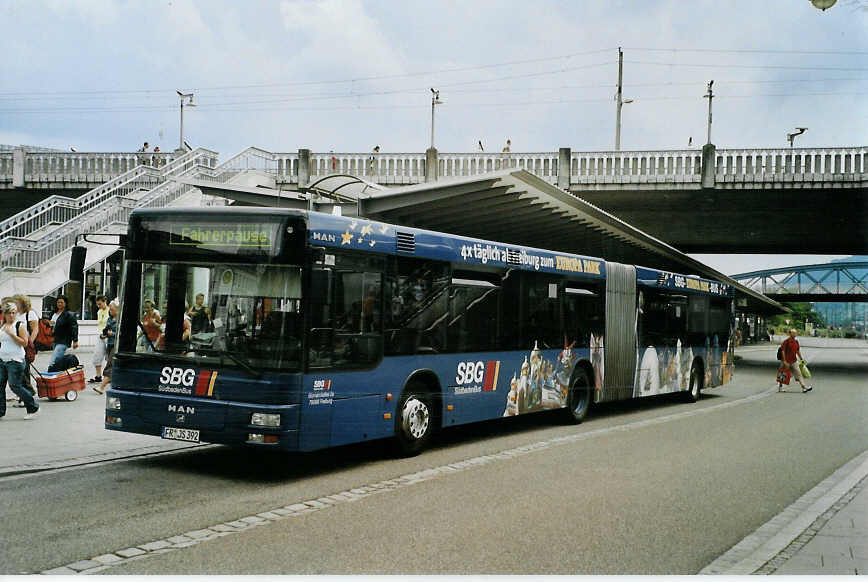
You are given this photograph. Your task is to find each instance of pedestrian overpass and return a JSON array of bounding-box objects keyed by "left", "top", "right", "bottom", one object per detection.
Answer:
[{"left": 732, "top": 261, "right": 868, "bottom": 303}]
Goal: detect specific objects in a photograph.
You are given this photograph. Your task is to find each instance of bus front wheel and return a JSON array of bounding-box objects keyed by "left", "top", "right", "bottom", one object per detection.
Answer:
[
  {"left": 394, "top": 387, "right": 434, "bottom": 456},
  {"left": 565, "top": 368, "right": 592, "bottom": 423}
]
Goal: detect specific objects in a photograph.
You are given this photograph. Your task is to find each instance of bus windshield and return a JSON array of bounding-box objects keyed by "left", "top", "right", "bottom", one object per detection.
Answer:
[{"left": 121, "top": 261, "right": 303, "bottom": 371}]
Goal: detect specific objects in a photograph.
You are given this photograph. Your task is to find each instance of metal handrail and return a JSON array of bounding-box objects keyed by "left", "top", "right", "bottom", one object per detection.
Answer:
[
  {"left": 0, "top": 147, "right": 217, "bottom": 241},
  {"left": 0, "top": 156, "right": 225, "bottom": 275}
]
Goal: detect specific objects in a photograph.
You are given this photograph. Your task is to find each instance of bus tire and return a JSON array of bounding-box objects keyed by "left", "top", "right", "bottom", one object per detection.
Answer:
[
  {"left": 684, "top": 361, "right": 703, "bottom": 402},
  {"left": 393, "top": 386, "right": 434, "bottom": 456},
  {"left": 564, "top": 367, "right": 592, "bottom": 424}
]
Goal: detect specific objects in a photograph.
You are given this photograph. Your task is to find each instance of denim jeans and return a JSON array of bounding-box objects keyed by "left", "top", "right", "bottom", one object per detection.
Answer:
[
  {"left": 49, "top": 343, "right": 68, "bottom": 368},
  {"left": 0, "top": 359, "right": 38, "bottom": 415}
]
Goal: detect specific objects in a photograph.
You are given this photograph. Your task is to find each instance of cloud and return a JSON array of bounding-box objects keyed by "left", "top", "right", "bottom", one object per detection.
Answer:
[{"left": 279, "top": 0, "right": 405, "bottom": 78}]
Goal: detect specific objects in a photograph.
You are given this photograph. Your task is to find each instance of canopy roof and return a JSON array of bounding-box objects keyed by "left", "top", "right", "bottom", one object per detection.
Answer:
[{"left": 182, "top": 169, "right": 785, "bottom": 315}]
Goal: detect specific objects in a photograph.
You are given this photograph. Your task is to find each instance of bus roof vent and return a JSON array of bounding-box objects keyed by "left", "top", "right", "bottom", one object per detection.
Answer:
[
  {"left": 396, "top": 231, "right": 416, "bottom": 253},
  {"left": 506, "top": 248, "right": 522, "bottom": 266}
]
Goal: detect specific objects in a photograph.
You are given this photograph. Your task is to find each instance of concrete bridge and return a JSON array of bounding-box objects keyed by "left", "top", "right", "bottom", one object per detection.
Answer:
[{"left": 3, "top": 144, "right": 864, "bottom": 253}]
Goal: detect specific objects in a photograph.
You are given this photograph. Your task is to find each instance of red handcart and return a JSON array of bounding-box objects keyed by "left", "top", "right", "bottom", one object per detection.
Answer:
[{"left": 31, "top": 365, "right": 86, "bottom": 402}]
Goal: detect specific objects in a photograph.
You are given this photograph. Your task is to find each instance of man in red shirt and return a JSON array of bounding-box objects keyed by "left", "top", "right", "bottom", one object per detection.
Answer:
[{"left": 781, "top": 329, "right": 812, "bottom": 393}]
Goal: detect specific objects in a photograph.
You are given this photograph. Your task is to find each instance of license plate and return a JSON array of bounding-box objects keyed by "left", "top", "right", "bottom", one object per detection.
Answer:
[{"left": 162, "top": 426, "right": 200, "bottom": 443}]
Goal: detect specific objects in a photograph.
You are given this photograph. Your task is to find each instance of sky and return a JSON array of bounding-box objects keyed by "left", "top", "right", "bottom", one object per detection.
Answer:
[{"left": 1, "top": 0, "right": 866, "bottom": 275}]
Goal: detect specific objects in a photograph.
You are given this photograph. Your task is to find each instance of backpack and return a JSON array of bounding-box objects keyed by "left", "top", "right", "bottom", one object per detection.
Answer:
[
  {"left": 34, "top": 317, "right": 54, "bottom": 351},
  {"left": 776, "top": 346, "right": 782, "bottom": 361},
  {"left": 15, "top": 321, "right": 37, "bottom": 363},
  {"left": 48, "top": 353, "right": 79, "bottom": 372}
]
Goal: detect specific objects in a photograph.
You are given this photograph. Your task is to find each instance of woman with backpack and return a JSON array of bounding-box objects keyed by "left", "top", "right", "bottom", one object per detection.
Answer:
[
  {"left": 49, "top": 295, "right": 78, "bottom": 369},
  {"left": 0, "top": 302, "right": 39, "bottom": 419}
]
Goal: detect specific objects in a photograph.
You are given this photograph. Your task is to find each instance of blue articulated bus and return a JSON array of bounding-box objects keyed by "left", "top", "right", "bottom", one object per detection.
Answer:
[{"left": 105, "top": 207, "right": 734, "bottom": 455}]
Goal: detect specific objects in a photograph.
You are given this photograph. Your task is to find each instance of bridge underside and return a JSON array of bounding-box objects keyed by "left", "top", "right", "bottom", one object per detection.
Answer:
[{"left": 573, "top": 185, "right": 868, "bottom": 254}]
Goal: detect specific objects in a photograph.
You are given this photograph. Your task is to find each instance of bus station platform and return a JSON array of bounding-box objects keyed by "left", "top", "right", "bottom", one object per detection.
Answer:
[{"left": 1, "top": 345, "right": 865, "bottom": 575}]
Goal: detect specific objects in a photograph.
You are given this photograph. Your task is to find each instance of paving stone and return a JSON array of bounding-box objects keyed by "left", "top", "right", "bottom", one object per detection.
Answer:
[
  {"left": 286, "top": 503, "right": 309, "bottom": 511},
  {"left": 184, "top": 529, "right": 214, "bottom": 539},
  {"left": 226, "top": 520, "right": 249, "bottom": 528},
  {"left": 166, "top": 535, "right": 193, "bottom": 544},
  {"left": 800, "top": 534, "right": 857, "bottom": 556},
  {"left": 66, "top": 560, "right": 101, "bottom": 571},
  {"left": 257, "top": 511, "right": 281, "bottom": 520},
  {"left": 209, "top": 524, "right": 238, "bottom": 532},
  {"left": 304, "top": 500, "right": 328, "bottom": 508},
  {"left": 92, "top": 554, "right": 123, "bottom": 565},
  {"left": 316, "top": 497, "right": 337, "bottom": 504},
  {"left": 116, "top": 547, "right": 147, "bottom": 558},
  {"left": 272, "top": 508, "right": 296, "bottom": 516},
  {"left": 42, "top": 566, "right": 77, "bottom": 575},
  {"left": 819, "top": 553, "right": 859, "bottom": 573},
  {"left": 240, "top": 516, "right": 266, "bottom": 524},
  {"left": 140, "top": 540, "right": 172, "bottom": 551}
]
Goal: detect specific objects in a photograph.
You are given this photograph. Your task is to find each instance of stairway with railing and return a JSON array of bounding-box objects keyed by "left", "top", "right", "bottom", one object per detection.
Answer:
[{"left": 0, "top": 148, "right": 230, "bottom": 299}]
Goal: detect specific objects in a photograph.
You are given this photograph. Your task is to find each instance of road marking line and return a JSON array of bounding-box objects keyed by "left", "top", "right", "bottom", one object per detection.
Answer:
[{"left": 41, "top": 387, "right": 779, "bottom": 575}]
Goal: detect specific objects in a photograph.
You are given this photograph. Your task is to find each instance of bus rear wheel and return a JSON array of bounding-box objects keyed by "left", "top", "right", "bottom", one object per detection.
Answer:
[
  {"left": 564, "top": 368, "right": 592, "bottom": 423},
  {"left": 394, "top": 387, "right": 434, "bottom": 456},
  {"left": 684, "top": 363, "right": 702, "bottom": 402}
]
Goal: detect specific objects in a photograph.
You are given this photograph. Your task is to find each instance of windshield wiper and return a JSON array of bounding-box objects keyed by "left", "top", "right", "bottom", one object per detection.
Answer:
[{"left": 194, "top": 348, "right": 262, "bottom": 379}]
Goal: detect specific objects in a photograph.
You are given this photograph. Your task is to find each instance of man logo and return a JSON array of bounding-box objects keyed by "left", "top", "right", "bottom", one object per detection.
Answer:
[
  {"left": 168, "top": 404, "right": 195, "bottom": 414},
  {"left": 176, "top": 414, "right": 186, "bottom": 424}
]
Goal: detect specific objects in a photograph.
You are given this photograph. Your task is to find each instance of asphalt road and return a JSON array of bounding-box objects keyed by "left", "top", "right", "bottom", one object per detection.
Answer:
[{"left": 1, "top": 338, "right": 865, "bottom": 574}]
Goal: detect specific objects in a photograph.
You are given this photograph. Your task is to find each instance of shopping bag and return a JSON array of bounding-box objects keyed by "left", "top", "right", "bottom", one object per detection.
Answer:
[
  {"left": 777, "top": 366, "right": 791, "bottom": 385},
  {"left": 799, "top": 360, "right": 811, "bottom": 379}
]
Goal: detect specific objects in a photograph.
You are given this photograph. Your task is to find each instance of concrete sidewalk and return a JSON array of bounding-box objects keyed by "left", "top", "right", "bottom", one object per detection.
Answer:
[
  {"left": 2, "top": 345, "right": 866, "bottom": 574},
  {"left": 1, "top": 347, "right": 199, "bottom": 477}
]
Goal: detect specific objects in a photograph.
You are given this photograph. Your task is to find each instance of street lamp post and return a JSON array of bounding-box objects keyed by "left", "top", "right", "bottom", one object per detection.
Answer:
[
  {"left": 787, "top": 127, "right": 808, "bottom": 148},
  {"left": 614, "top": 48, "right": 634, "bottom": 151},
  {"left": 177, "top": 90, "right": 195, "bottom": 152},
  {"left": 430, "top": 88, "right": 442, "bottom": 149},
  {"left": 703, "top": 80, "right": 714, "bottom": 145}
]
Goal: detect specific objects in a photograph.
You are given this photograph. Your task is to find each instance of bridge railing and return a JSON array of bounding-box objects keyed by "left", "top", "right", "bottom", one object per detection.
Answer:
[
  {"left": 23, "top": 151, "right": 178, "bottom": 184},
  {"left": 5, "top": 146, "right": 865, "bottom": 189},
  {"left": 0, "top": 152, "right": 12, "bottom": 182},
  {"left": 716, "top": 147, "right": 866, "bottom": 181}
]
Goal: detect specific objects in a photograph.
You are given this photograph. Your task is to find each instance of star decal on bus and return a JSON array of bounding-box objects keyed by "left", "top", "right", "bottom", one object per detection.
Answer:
[{"left": 341, "top": 230, "right": 353, "bottom": 245}]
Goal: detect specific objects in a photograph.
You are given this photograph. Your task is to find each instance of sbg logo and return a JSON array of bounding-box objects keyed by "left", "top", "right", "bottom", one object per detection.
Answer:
[
  {"left": 455, "top": 360, "right": 500, "bottom": 391},
  {"left": 159, "top": 367, "right": 196, "bottom": 387},
  {"left": 455, "top": 361, "right": 485, "bottom": 385}
]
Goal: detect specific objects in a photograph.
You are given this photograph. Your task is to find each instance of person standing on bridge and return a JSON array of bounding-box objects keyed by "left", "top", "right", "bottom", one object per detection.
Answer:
[{"left": 781, "top": 329, "right": 812, "bottom": 393}]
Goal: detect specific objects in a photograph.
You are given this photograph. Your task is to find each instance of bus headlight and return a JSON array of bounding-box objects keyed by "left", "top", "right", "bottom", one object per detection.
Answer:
[
  {"left": 107, "top": 396, "right": 122, "bottom": 410},
  {"left": 251, "top": 413, "right": 281, "bottom": 427}
]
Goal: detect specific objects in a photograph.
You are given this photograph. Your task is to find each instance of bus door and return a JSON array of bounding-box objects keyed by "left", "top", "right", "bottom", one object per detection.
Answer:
[{"left": 304, "top": 252, "right": 385, "bottom": 449}]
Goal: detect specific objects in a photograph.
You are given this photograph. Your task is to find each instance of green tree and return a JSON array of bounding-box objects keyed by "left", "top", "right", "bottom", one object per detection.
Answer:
[{"left": 771, "top": 303, "right": 826, "bottom": 331}]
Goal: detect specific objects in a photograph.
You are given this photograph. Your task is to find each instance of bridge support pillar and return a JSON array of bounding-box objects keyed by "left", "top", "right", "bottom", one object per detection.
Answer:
[
  {"left": 425, "top": 147, "right": 438, "bottom": 182},
  {"left": 298, "top": 148, "right": 311, "bottom": 189},
  {"left": 12, "top": 147, "right": 25, "bottom": 188},
  {"left": 558, "top": 147, "right": 571, "bottom": 190},
  {"left": 701, "top": 143, "right": 716, "bottom": 189}
]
